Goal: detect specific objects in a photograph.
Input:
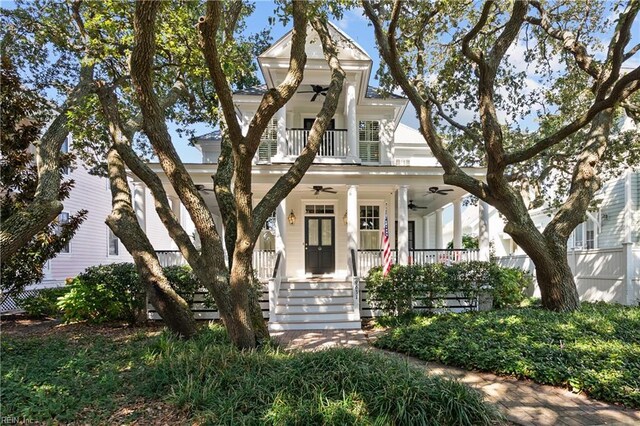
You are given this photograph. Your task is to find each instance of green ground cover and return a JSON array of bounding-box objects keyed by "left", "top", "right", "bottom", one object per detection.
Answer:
[
  {"left": 2, "top": 322, "right": 501, "bottom": 425},
  {"left": 373, "top": 303, "right": 640, "bottom": 408}
]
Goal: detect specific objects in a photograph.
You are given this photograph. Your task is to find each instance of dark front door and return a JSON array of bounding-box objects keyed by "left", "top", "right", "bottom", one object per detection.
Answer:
[
  {"left": 304, "top": 118, "right": 335, "bottom": 156},
  {"left": 305, "top": 216, "right": 335, "bottom": 275}
]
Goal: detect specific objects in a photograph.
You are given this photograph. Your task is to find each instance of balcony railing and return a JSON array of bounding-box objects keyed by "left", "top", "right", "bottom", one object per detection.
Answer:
[
  {"left": 155, "top": 249, "right": 277, "bottom": 282},
  {"left": 357, "top": 249, "right": 480, "bottom": 277},
  {"left": 287, "top": 128, "right": 348, "bottom": 158}
]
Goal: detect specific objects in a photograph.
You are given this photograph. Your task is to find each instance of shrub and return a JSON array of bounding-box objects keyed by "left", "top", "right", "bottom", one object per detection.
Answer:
[
  {"left": 365, "top": 261, "right": 530, "bottom": 315},
  {"left": 58, "top": 263, "right": 145, "bottom": 324},
  {"left": 17, "top": 287, "right": 68, "bottom": 318},
  {"left": 162, "top": 265, "right": 202, "bottom": 306},
  {"left": 57, "top": 263, "right": 205, "bottom": 324},
  {"left": 491, "top": 266, "right": 532, "bottom": 308}
]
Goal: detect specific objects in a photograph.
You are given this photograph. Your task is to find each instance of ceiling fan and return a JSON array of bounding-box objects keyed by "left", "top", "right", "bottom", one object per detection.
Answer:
[
  {"left": 408, "top": 200, "right": 427, "bottom": 211},
  {"left": 311, "top": 185, "right": 336, "bottom": 195},
  {"left": 427, "top": 186, "right": 454, "bottom": 196},
  {"left": 298, "top": 84, "right": 329, "bottom": 102},
  {"left": 195, "top": 184, "right": 214, "bottom": 193}
]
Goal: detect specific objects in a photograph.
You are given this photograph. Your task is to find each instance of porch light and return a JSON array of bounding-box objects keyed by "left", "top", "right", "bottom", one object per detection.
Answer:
[
  {"left": 343, "top": 212, "right": 348, "bottom": 225},
  {"left": 288, "top": 210, "right": 296, "bottom": 225}
]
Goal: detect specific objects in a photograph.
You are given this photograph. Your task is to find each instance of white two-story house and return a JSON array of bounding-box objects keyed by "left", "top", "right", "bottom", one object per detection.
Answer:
[{"left": 143, "top": 24, "right": 490, "bottom": 329}]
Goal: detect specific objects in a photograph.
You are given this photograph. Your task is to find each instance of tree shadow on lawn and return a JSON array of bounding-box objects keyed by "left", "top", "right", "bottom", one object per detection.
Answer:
[
  {"left": 1, "top": 320, "right": 502, "bottom": 425},
  {"left": 372, "top": 304, "right": 640, "bottom": 408}
]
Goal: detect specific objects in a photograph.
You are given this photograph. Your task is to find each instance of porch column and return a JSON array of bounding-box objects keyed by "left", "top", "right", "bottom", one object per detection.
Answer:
[
  {"left": 133, "top": 182, "right": 146, "bottom": 232},
  {"left": 423, "top": 215, "right": 429, "bottom": 249},
  {"left": 170, "top": 197, "right": 181, "bottom": 251},
  {"left": 347, "top": 185, "right": 358, "bottom": 276},
  {"left": 479, "top": 200, "right": 490, "bottom": 261},
  {"left": 435, "top": 208, "right": 443, "bottom": 249},
  {"left": 397, "top": 185, "right": 409, "bottom": 265},
  {"left": 345, "top": 82, "right": 358, "bottom": 162},
  {"left": 276, "top": 199, "right": 287, "bottom": 276},
  {"left": 453, "top": 199, "right": 462, "bottom": 249},
  {"left": 275, "top": 104, "right": 287, "bottom": 160},
  {"left": 169, "top": 196, "right": 181, "bottom": 226}
]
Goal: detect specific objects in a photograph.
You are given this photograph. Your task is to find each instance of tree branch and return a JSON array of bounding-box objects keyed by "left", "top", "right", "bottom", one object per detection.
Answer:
[
  {"left": 506, "top": 66, "right": 640, "bottom": 164},
  {"left": 131, "top": 0, "right": 224, "bottom": 269},
  {"left": 527, "top": 0, "right": 601, "bottom": 78},
  {"left": 361, "top": 0, "right": 490, "bottom": 201},
  {"left": 461, "top": 1, "right": 493, "bottom": 66},
  {"left": 197, "top": 1, "right": 243, "bottom": 143},
  {"left": 252, "top": 16, "right": 346, "bottom": 237},
  {"left": 243, "top": 1, "right": 308, "bottom": 151},
  {"left": 96, "top": 82, "right": 202, "bottom": 269}
]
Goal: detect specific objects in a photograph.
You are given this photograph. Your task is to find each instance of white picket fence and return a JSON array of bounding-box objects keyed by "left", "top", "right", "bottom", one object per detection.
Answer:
[{"left": 496, "top": 244, "right": 640, "bottom": 305}]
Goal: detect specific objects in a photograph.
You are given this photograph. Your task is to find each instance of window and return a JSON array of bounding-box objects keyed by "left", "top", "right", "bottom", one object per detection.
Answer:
[
  {"left": 359, "top": 205, "right": 380, "bottom": 249},
  {"left": 108, "top": 228, "right": 119, "bottom": 256},
  {"left": 56, "top": 212, "right": 70, "bottom": 253},
  {"left": 572, "top": 222, "right": 584, "bottom": 248},
  {"left": 359, "top": 120, "right": 380, "bottom": 162},
  {"left": 305, "top": 204, "right": 334, "bottom": 214},
  {"left": 259, "top": 211, "right": 276, "bottom": 251},
  {"left": 586, "top": 220, "right": 595, "bottom": 249},
  {"left": 395, "top": 221, "right": 415, "bottom": 250},
  {"left": 61, "top": 136, "right": 70, "bottom": 174},
  {"left": 258, "top": 119, "right": 277, "bottom": 162}
]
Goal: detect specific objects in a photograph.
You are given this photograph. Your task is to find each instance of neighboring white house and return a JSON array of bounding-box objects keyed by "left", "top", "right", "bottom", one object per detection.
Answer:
[{"left": 39, "top": 135, "right": 180, "bottom": 287}]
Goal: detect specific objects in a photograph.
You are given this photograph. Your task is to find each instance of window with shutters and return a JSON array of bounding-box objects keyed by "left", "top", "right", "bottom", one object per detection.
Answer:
[
  {"left": 258, "top": 119, "right": 277, "bottom": 162},
  {"left": 358, "top": 120, "right": 380, "bottom": 163}
]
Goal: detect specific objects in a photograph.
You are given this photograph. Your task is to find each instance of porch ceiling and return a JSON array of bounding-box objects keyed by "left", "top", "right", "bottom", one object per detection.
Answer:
[{"left": 143, "top": 163, "right": 483, "bottom": 216}]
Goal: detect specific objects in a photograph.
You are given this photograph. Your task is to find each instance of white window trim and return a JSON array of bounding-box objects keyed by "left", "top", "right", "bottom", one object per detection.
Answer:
[
  {"left": 57, "top": 211, "right": 72, "bottom": 255},
  {"left": 358, "top": 200, "right": 386, "bottom": 250},
  {"left": 358, "top": 119, "right": 381, "bottom": 164},
  {"left": 107, "top": 227, "right": 120, "bottom": 257},
  {"left": 302, "top": 200, "right": 338, "bottom": 218}
]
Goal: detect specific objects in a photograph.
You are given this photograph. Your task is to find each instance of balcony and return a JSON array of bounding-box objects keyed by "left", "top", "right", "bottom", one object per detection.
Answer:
[{"left": 287, "top": 128, "right": 348, "bottom": 158}]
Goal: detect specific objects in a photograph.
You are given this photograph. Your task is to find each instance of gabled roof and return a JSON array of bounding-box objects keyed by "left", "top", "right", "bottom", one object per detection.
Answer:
[
  {"left": 234, "top": 84, "right": 405, "bottom": 99},
  {"left": 259, "top": 22, "right": 371, "bottom": 62}
]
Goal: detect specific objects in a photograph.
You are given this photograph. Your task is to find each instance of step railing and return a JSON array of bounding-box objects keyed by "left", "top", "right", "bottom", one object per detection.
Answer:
[
  {"left": 268, "top": 251, "right": 283, "bottom": 322},
  {"left": 350, "top": 248, "right": 361, "bottom": 321},
  {"left": 287, "top": 128, "right": 348, "bottom": 158}
]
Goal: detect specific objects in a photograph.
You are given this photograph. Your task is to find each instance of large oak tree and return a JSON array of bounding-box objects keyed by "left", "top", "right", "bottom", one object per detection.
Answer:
[{"left": 362, "top": 0, "right": 640, "bottom": 311}]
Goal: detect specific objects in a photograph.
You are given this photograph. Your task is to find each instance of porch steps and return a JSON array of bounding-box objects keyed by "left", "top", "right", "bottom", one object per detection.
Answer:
[{"left": 269, "top": 280, "right": 361, "bottom": 331}]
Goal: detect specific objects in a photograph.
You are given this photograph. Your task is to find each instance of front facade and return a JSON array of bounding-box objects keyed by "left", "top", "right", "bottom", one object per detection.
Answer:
[{"left": 144, "top": 24, "right": 488, "bottom": 329}]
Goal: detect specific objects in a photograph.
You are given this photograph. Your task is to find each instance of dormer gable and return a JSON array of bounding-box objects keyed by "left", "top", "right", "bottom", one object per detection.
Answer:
[{"left": 259, "top": 22, "right": 371, "bottom": 63}]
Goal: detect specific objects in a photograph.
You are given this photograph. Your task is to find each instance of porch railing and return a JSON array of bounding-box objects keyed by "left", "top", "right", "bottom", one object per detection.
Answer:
[
  {"left": 287, "top": 128, "right": 348, "bottom": 158},
  {"left": 357, "top": 249, "right": 480, "bottom": 277},
  {"left": 155, "top": 249, "right": 277, "bottom": 282}
]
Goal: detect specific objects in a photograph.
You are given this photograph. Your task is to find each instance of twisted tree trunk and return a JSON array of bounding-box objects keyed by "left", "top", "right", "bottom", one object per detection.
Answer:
[{"left": 105, "top": 148, "right": 197, "bottom": 338}]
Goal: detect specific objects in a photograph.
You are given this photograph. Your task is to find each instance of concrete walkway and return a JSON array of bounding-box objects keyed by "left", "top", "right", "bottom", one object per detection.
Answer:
[{"left": 272, "top": 330, "right": 640, "bottom": 426}]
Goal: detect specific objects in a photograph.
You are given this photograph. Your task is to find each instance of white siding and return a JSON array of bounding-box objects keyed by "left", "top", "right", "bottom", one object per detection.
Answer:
[
  {"left": 144, "top": 189, "right": 174, "bottom": 250},
  {"left": 599, "top": 178, "right": 626, "bottom": 248},
  {"left": 45, "top": 162, "right": 132, "bottom": 283}
]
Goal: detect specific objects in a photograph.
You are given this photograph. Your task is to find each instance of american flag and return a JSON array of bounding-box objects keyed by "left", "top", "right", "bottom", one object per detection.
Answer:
[{"left": 381, "top": 206, "right": 393, "bottom": 276}]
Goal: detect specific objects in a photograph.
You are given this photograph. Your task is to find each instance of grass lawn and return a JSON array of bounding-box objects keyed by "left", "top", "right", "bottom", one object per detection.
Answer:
[
  {"left": 373, "top": 302, "right": 640, "bottom": 408},
  {"left": 1, "top": 320, "right": 502, "bottom": 425}
]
